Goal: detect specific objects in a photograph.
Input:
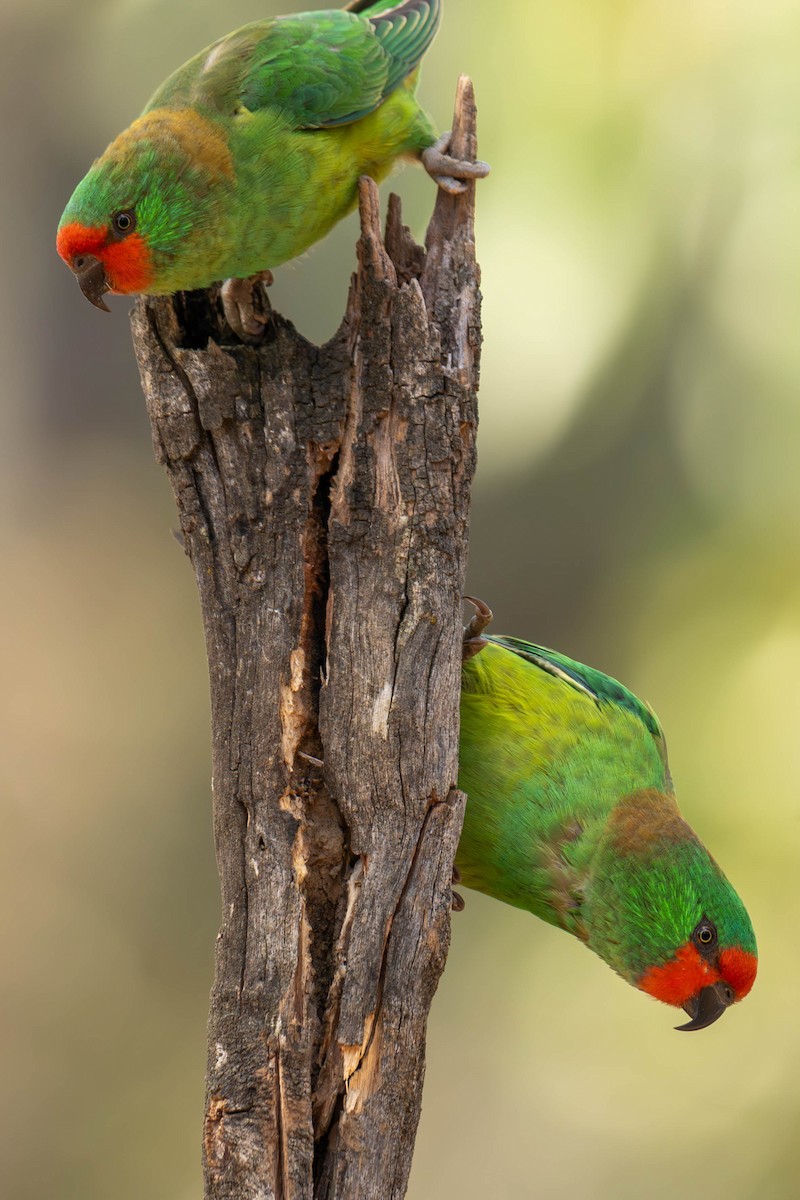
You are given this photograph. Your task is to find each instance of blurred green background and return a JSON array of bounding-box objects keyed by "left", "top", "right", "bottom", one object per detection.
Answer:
[{"left": 3, "top": 0, "right": 799, "bottom": 1196}]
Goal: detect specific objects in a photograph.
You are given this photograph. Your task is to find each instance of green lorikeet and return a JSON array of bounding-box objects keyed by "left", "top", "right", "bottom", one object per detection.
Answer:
[
  {"left": 56, "top": 0, "right": 487, "bottom": 337},
  {"left": 458, "top": 612, "right": 757, "bottom": 1031}
]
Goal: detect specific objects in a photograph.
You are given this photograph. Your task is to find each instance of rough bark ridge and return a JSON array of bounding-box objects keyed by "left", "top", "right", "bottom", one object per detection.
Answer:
[{"left": 131, "top": 77, "right": 481, "bottom": 1200}]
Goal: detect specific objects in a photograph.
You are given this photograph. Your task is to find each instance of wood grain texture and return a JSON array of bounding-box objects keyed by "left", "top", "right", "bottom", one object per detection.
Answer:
[{"left": 131, "top": 76, "right": 482, "bottom": 1200}]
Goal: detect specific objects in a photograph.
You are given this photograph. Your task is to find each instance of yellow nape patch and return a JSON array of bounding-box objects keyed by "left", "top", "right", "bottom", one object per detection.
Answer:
[{"left": 113, "top": 108, "right": 234, "bottom": 181}]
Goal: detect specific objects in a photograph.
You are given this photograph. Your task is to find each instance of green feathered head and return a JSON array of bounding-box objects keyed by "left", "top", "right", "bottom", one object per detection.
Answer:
[{"left": 587, "top": 790, "right": 757, "bottom": 1030}]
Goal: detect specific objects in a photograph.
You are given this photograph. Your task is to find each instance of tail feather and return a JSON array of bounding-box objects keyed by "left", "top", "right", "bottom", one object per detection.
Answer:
[
  {"left": 367, "top": 1, "right": 441, "bottom": 94},
  {"left": 344, "top": 0, "right": 421, "bottom": 13},
  {"left": 346, "top": 0, "right": 441, "bottom": 32}
]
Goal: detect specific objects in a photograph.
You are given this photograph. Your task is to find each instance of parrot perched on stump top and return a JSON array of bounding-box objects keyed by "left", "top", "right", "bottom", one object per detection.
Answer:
[
  {"left": 457, "top": 601, "right": 757, "bottom": 1031},
  {"left": 56, "top": 0, "right": 488, "bottom": 338}
]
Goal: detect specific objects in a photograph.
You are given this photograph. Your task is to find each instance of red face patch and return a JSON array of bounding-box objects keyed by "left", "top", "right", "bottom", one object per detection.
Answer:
[
  {"left": 718, "top": 947, "right": 758, "bottom": 1000},
  {"left": 638, "top": 941, "right": 757, "bottom": 1007},
  {"left": 56, "top": 222, "right": 152, "bottom": 294},
  {"left": 57, "top": 222, "right": 107, "bottom": 265},
  {"left": 639, "top": 942, "right": 713, "bottom": 1008}
]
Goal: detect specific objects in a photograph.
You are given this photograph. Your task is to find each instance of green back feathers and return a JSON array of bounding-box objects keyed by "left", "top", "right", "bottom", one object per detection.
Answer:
[
  {"left": 486, "top": 635, "right": 665, "bottom": 742},
  {"left": 457, "top": 638, "right": 671, "bottom": 931},
  {"left": 147, "top": 1, "right": 441, "bottom": 131},
  {"left": 463, "top": 635, "right": 670, "bottom": 796}
]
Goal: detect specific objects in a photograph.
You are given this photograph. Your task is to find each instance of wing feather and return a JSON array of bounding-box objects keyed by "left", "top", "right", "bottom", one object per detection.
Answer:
[
  {"left": 236, "top": 2, "right": 440, "bottom": 130},
  {"left": 487, "top": 635, "right": 665, "bottom": 743}
]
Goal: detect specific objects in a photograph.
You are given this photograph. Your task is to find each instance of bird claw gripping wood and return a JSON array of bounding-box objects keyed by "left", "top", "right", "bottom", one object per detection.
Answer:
[
  {"left": 221, "top": 270, "right": 274, "bottom": 341},
  {"left": 422, "top": 131, "right": 490, "bottom": 195},
  {"left": 451, "top": 864, "right": 465, "bottom": 912},
  {"left": 462, "top": 595, "right": 492, "bottom": 661},
  {"left": 455, "top": 598, "right": 495, "bottom": 911}
]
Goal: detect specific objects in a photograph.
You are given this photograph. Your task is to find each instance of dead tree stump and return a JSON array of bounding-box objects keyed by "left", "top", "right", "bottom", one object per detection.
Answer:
[{"left": 131, "top": 76, "right": 482, "bottom": 1200}]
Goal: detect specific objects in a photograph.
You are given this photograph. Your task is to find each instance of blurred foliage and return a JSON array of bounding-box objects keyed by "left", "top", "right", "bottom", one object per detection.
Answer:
[{"left": 3, "top": 0, "right": 800, "bottom": 1196}]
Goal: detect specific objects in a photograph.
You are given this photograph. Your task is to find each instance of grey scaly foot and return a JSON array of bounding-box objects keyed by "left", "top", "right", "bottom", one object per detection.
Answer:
[
  {"left": 221, "top": 269, "right": 274, "bottom": 340},
  {"left": 422, "top": 131, "right": 490, "bottom": 195},
  {"left": 462, "top": 595, "right": 493, "bottom": 661}
]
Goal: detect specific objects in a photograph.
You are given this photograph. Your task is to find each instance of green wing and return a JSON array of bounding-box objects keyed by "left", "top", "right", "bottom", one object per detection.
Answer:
[
  {"left": 486, "top": 636, "right": 665, "bottom": 743},
  {"left": 238, "top": 1, "right": 441, "bottom": 129},
  {"left": 146, "top": 3, "right": 440, "bottom": 127}
]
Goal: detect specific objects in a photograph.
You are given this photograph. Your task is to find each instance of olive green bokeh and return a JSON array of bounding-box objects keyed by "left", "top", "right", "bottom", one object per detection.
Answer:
[{"left": 3, "top": 1, "right": 800, "bottom": 1197}]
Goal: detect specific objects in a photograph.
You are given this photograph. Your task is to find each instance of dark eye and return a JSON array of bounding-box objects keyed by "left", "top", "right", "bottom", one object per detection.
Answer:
[
  {"left": 112, "top": 210, "right": 136, "bottom": 235},
  {"left": 693, "top": 919, "right": 717, "bottom": 950}
]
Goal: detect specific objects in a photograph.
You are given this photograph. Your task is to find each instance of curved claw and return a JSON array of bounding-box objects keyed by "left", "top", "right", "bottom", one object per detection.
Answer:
[
  {"left": 422, "top": 131, "right": 491, "bottom": 195},
  {"left": 462, "top": 596, "right": 493, "bottom": 660},
  {"left": 221, "top": 270, "right": 274, "bottom": 341}
]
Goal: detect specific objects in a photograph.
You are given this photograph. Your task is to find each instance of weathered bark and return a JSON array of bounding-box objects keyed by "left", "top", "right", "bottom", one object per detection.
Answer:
[{"left": 131, "top": 77, "right": 481, "bottom": 1200}]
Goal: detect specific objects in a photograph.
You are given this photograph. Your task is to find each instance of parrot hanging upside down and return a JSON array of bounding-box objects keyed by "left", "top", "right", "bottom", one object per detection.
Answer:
[
  {"left": 457, "top": 600, "right": 757, "bottom": 1031},
  {"left": 56, "top": 0, "right": 488, "bottom": 339}
]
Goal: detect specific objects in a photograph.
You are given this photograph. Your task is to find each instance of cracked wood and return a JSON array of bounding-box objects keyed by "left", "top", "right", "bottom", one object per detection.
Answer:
[{"left": 131, "top": 75, "right": 482, "bottom": 1200}]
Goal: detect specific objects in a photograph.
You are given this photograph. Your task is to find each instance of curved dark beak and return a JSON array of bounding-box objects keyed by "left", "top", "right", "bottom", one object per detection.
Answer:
[
  {"left": 675, "top": 982, "right": 734, "bottom": 1032},
  {"left": 73, "top": 255, "right": 110, "bottom": 312}
]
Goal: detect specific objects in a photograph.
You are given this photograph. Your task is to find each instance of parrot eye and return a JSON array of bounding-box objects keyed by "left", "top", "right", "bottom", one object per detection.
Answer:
[
  {"left": 112, "top": 209, "right": 136, "bottom": 236},
  {"left": 692, "top": 919, "right": 717, "bottom": 950}
]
